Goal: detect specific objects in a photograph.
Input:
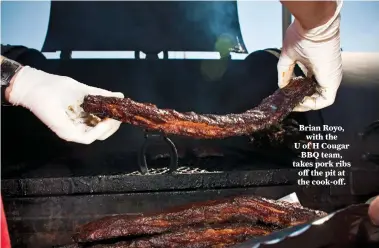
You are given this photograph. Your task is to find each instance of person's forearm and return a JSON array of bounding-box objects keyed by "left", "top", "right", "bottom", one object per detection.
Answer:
[
  {"left": 1, "top": 55, "right": 23, "bottom": 102},
  {"left": 281, "top": 1, "right": 337, "bottom": 30}
]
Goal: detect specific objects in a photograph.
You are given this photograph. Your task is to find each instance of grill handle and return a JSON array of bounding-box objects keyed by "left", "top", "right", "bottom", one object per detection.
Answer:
[{"left": 138, "top": 131, "right": 179, "bottom": 175}]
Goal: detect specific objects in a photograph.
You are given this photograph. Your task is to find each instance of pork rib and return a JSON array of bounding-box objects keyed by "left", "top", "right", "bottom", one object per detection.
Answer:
[
  {"left": 73, "top": 195, "right": 326, "bottom": 243},
  {"left": 87, "top": 224, "right": 274, "bottom": 248},
  {"left": 81, "top": 76, "right": 318, "bottom": 139}
]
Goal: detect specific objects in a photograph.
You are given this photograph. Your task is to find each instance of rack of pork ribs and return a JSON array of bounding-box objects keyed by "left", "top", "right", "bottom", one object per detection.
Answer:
[
  {"left": 61, "top": 195, "right": 326, "bottom": 248},
  {"left": 81, "top": 76, "right": 318, "bottom": 139}
]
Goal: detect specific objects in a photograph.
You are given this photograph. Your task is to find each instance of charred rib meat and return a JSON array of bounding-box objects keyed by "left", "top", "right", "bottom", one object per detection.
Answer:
[
  {"left": 86, "top": 224, "right": 275, "bottom": 248},
  {"left": 81, "top": 77, "right": 318, "bottom": 139},
  {"left": 73, "top": 195, "right": 326, "bottom": 243}
]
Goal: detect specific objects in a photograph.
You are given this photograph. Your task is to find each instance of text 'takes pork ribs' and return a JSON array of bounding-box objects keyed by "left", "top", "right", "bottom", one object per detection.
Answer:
[
  {"left": 81, "top": 76, "right": 318, "bottom": 139},
  {"left": 73, "top": 195, "right": 326, "bottom": 243}
]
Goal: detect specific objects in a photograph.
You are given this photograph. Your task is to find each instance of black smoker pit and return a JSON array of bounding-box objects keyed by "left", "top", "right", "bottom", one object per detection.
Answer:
[
  {"left": 0, "top": 145, "right": 324, "bottom": 248},
  {"left": 2, "top": 55, "right": 379, "bottom": 248},
  {"left": 2, "top": 58, "right": 379, "bottom": 248},
  {"left": 2, "top": 93, "right": 379, "bottom": 248},
  {"left": 2, "top": 117, "right": 377, "bottom": 248}
]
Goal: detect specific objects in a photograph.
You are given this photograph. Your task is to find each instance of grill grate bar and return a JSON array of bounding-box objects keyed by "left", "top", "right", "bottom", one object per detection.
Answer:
[{"left": 126, "top": 166, "right": 222, "bottom": 176}]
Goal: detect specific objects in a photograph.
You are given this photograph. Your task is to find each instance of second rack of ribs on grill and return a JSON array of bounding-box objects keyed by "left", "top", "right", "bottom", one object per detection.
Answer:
[
  {"left": 67, "top": 195, "right": 326, "bottom": 248},
  {"left": 68, "top": 224, "right": 275, "bottom": 248},
  {"left": 81, "top": 76, "right": 318, "bottom": 139}
]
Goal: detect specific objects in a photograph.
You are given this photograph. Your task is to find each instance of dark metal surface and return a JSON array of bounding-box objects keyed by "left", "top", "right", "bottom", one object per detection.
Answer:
[
  {"left": 42, "top": 1, "right": 246, "bottom": 53},
  {"left": 360, "top": 120, "right": 379, "bottom": 165},
  {"left": 330, "top": 119, "right": 379, "bottom": 197},
  {"left": 138, "top": 131, "right": 179, "bottom": 174},
  {"left": 350, "top": 169, "right": 379, "bottom": 196},
  {"left": 322, "top": 70, "right": 379, "bottom": 197},
  {"left": 1, "top": 168, "right": 300, "bottom": 197}
]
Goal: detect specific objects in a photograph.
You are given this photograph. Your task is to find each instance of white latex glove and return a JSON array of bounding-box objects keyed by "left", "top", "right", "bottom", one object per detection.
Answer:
[
  {"left": 8, "top": 66, "right": 124, "bottom": 144},
  {"left": 278, "top": 0, "right": 343, "bottom": 112}
]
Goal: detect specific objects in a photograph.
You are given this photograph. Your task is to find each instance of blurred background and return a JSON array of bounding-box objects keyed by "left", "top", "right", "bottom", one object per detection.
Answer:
[{"left": 2, "top": 0, "right": 378, "bottom": 59}]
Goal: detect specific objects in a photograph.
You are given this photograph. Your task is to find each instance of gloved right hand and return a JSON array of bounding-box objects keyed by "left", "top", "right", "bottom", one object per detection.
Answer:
[
  {"left": 8, "top": 66, "right": 124, "bottom": 144},
  {"left": 278, "top": 0, "right": 343, "bottom": 112}
]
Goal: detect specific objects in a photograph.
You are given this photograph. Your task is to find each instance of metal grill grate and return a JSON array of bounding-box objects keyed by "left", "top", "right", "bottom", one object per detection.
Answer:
[{"left": 126, "top": 166, "right": 222, "bottom": 176}]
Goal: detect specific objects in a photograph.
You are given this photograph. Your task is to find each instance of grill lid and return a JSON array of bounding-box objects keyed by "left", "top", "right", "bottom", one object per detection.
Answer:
[{"left": 42, "top": 1, "right": 247, "bottom": 53}]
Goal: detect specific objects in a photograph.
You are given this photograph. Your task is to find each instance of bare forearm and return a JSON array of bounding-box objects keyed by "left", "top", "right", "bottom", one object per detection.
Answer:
[
  {"left": 281, "top": 1, "right": 337, "bottom": 30},
  {"left": 1, "top": 55, "right": 23, "bottom": 102}
]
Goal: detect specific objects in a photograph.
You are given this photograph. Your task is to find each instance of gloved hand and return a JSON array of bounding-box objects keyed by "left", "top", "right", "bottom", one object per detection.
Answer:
[
  {"left": 8, "top": 66, "right": 124, "bottom": 144},
  {"left": 278, "top": 1, "right": 343, "bottom": 112}
]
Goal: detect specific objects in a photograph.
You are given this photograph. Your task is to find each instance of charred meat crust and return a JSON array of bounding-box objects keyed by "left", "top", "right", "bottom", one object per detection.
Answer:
[
  {"left": 73, "top": 195, "right": 326, "bottom": 243},
  {"left": 84, "top": 224, "right": 276, "bottom": 248},
  {"left": 81, "top": 77, "right": 318, "bottom": 139}
]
